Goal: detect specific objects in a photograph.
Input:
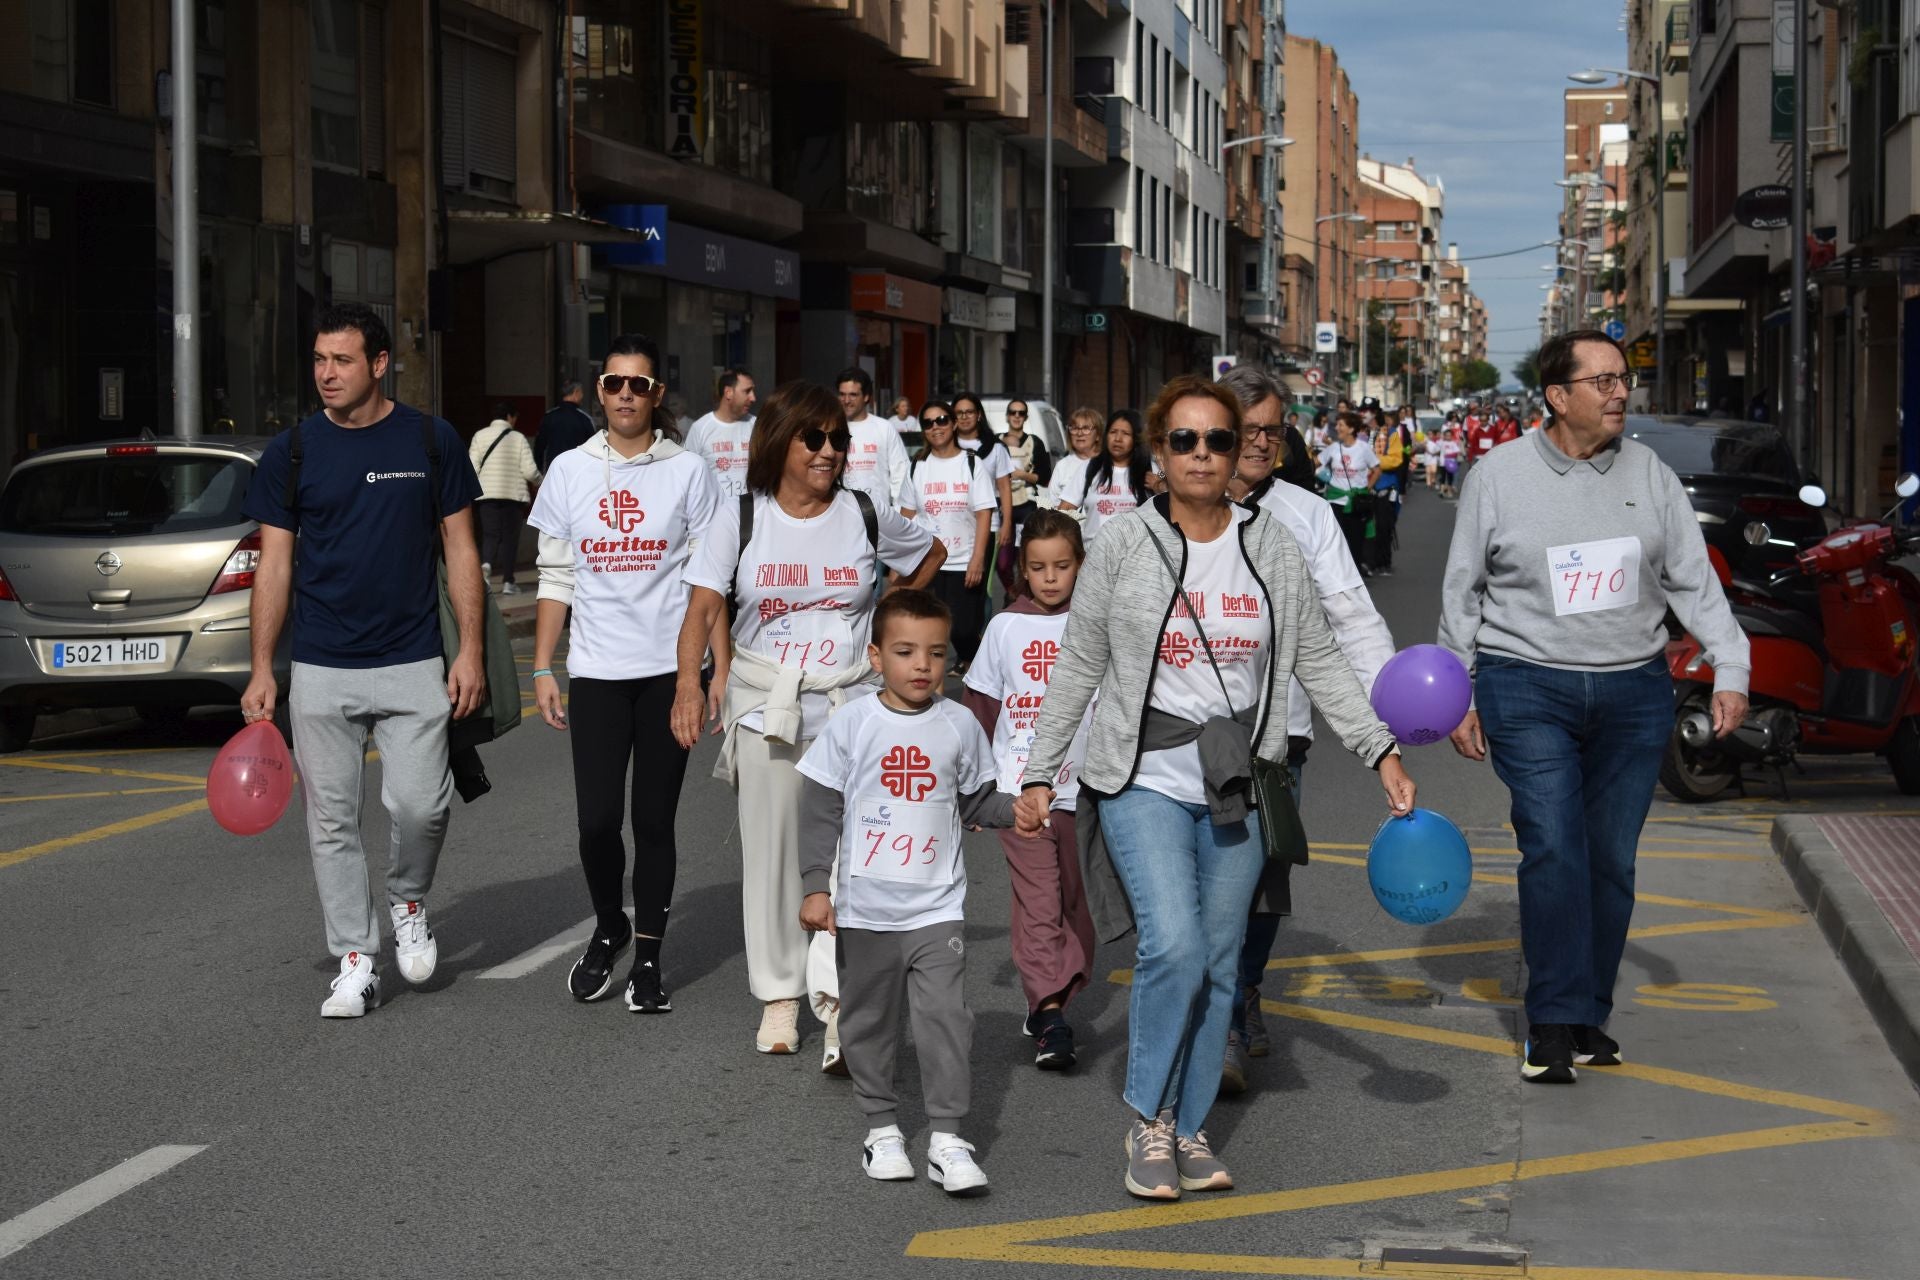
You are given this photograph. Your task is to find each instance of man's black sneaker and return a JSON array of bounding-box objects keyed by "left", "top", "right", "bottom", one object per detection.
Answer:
[
  {"left": 624, "top": 959, "right": 672, "bottom": 1014},
  {"left": 1572, "top": 1024, "right": 1622, "bottom": 1066},
  {"left": 567, "top": 923, "right": 632, "bottom": 1002},
  {"left": 1522, "top": 1023, "right": 1578, "bottom": 1083},
  {"left": 1034, "top": 1019, "right": 1077, "bottom": 1071}
]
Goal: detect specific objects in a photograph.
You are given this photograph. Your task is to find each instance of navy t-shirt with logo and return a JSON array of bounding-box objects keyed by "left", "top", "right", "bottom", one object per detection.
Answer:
[{"left": 244, "top": 404, "right": 482, "bottom": 669}]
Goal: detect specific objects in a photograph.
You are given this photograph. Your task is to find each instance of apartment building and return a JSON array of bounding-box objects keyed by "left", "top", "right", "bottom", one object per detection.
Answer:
[
  {"left": 1356, "top": 155, "right": 1442, "bottom": 405},
  {"left": 1221, "top": 0, "right": 1286, "bottom": 369},
  {"left": 1277, "top": 33, "right": 1358, "bottom": 395}
]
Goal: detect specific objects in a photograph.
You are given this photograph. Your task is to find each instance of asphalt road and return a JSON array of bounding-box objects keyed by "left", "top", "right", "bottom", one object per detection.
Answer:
[{"left": 4, "top": 481, "right": 1920, "bottom": 1280}]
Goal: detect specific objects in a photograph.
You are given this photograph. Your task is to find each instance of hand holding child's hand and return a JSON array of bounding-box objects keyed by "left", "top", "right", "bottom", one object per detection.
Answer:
[
  {"left": 1014, "top": 788, "right": 1054, "bottom": 836},
  {"left": 799, "top": 892, "right": 837, "bottom": 936}
]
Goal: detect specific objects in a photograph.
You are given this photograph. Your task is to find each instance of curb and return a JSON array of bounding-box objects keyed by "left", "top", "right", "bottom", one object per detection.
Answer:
[{"left": 1772, "top": 814, "right": 1920, "bottom": 1089}]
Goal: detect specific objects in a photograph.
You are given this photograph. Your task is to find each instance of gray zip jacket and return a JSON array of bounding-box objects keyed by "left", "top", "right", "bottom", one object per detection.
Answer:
[{"left": 1025, "top": 495, "right": 1398, "bottom": 794}]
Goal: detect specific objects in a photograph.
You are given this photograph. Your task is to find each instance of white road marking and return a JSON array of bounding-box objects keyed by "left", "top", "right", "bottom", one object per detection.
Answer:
[
  {"left": 476, "top": 916, "right": 597, "bottom": 980},
  {"left": 0, "top": 1145, "right": 206, "bottom": 1261}
]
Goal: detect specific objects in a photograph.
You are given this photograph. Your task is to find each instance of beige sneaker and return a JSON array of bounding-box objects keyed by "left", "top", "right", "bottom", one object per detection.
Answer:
[
  {"left": 821, "top": 1000, "right": 849, "bottom": 1076},
  {"left": 756, "top": 998, "right": 802, "bottom": 1054}
]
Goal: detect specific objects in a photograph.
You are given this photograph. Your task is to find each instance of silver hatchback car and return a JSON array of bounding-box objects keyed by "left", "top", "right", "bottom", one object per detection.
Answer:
[{"left": 0, "top": 436, "right": 290, "bottom": 751}]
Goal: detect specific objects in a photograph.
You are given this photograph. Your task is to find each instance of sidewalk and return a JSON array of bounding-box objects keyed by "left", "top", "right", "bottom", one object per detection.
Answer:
[{"left": 1774, "top": 813, "right": 1920, "bottom": 1087}]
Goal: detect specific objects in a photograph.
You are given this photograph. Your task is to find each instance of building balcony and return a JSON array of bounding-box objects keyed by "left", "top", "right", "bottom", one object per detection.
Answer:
[
  {"left": 1242, "top": 294, "right": 1284, "bottom": 328},
  {"left": 1012, "top": 79, "right": 1108, "bottom": 168},
  {"left": 1665, "top": 4, "right": 1690, "bottom": 74}
]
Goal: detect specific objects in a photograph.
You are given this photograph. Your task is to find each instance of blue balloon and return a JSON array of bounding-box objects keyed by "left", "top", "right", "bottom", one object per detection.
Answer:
[{"left": 1367, "top": 808, "right": 1472, "bottom": 925}]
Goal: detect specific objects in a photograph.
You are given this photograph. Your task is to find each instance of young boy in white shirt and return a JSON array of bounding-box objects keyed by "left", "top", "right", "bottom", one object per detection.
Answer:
[{"left": 796, "top": 589, "right": 1015, "bottom": 1196}]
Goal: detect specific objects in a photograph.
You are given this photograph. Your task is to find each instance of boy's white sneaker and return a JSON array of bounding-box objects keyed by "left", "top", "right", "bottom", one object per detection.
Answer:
[
  {"left": 391, "top": 900, "right": 437, "bottom": 984},
  {"left": 862, "top": 1126, "right": 915, "bottom": 1181},
  {"left": 926, "top": 1133, "right": 989, "bottom": 1196},
  {"left": 821, "top": 1000, "right": 848, "bottom": 1075},
  {"left": 321, "top": 951, "right": 380, "bottom": 1018}
]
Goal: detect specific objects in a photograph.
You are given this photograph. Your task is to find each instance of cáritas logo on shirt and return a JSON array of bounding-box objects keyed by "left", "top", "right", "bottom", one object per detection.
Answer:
[{"left": 599, "top": 490, "right": 645, "bottom": 533}]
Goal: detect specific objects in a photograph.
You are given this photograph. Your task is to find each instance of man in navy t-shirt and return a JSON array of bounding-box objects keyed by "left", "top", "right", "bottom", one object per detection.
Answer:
[{"left": 241, "top": 302, "right": 486, "bottom": 1020}]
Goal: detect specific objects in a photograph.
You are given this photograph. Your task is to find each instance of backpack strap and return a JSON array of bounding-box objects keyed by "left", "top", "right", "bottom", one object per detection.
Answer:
[
  {"left": 284, "top": 422, "right": 303, "bottom": 521},
  {"left": 850, "top": 487, "right": 880, "bottom": 552},
  {"left": 421, "top": 414, "right": 447, "bottom": 559},
  {"left": 727, "top": 491, "right": 755, "bottom": 622}
]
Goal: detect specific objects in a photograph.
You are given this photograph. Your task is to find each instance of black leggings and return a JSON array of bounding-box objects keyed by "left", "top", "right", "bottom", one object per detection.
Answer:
[
  {"left": 567, "top": 673, "right": 690, "bottom": 938},
  {"left": 931, "top": 532, "right": 993, "bottom": 665}
]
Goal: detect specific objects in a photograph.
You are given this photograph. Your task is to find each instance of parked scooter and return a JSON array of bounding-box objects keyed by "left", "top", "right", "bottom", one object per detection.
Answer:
[{"left": 1662, "top": 474, "right": 1920, "bottom": 802}]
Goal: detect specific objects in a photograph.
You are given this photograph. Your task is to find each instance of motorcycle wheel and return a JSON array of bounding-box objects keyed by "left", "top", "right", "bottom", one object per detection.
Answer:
[
  {"left": 1887, "top": 717, "right": 1920, "bottom": 795},
  {"left": 1658, "top": 714, "right": 1737, "bottom": 803}
]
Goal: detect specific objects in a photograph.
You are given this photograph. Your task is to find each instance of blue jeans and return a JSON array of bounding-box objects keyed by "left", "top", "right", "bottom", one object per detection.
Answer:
[
  {"left": 1233, "top": 760, "right": 1304, "bottom": 1033},
  {"left": 1103, "top": 784, "right": 1265, "bottom": 1137},
  {"left": 1476, "top": 654, "right": 1673, "bottom": 1027}
]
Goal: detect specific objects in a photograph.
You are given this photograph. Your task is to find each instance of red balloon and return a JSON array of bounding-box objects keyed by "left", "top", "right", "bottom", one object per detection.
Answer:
[{"left": 208, "top": 721, "right": 296, "bottom": 836}]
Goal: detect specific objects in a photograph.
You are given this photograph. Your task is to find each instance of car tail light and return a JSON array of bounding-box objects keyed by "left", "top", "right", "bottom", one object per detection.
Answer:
[
  {"left": 210, "top": 531, "right": 262, "bottom": 595},
  {"left": 106, "top": 444, "right": 158, "bottom": 456},
  {"left": 0, "top": 565, "right": 14, "bottom": 602},
  {"left": 1739, "top": 495, "right": 1809, "bottom": 519}
]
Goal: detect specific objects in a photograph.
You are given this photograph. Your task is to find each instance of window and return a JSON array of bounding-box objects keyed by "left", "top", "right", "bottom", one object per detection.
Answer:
[
  {"left": 1148, "top": 35, "right": 1158, "bottom": 119},
  {"left": 1905, "top": 0, "right": 1920, "bottom": 118},
  {"left": 1148, "top": 175, "right": 1158, "bottom": 260},
  {"left": 1135, "top": 20, "right": 1145, "bottom": 105},
  {"left": 1136, "top": 168, "right": 1146, "bottom": 251},
  {"left": 442, "top": 27, "right": 517, "bottom": 199},
  {"left": 312, "top": 0, "right": 363, "bottom": 172},
  {"left": 23, "top": 0, "right": 115, "bottom": 107}
]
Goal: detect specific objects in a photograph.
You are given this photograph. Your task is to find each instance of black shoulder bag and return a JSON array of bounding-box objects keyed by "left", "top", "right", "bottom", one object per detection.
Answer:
[{"left": 1144, "top": 519, "right": 1309, "bottom": 865}]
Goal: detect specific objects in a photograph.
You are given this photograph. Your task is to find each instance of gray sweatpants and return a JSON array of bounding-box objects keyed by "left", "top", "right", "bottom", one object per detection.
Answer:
[
  {"left": 837, "top": 921, "right": 973, "bottom": 1130},
  {"left": 289, "top": 658, "right": 454, "bottom": 956}
]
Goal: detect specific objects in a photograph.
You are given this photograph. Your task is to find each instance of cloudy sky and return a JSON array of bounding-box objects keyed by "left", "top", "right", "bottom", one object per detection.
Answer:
[{"left": 1285, "top": 0, "right": 1633, "bottom": 377}]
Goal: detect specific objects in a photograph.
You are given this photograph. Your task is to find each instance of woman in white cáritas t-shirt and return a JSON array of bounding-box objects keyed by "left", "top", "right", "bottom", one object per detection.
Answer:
[
  {"left": 674, "top": 381, "right": 945, "bottom": 1071},
  {"left": 1046, "top": 406, "right": 1104, "bottom": 513},
  {"left": 952, "top": 392, "right": 1015, "bottom": 542},
  {"left": 909, "top": 400, "right": 998, "bottom": 668},
  {"left": 530, "top": 332, "right": 725, "bottom": 1015},
  {"left": 1068, "top": 409, "right": 1153, "bottom": 543}
]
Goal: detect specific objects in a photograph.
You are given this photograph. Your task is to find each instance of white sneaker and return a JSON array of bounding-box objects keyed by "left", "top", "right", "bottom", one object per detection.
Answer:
[
  {"left": 499, "top": 581, "right": 521, "bottom": 595},
  {"left": 862, "top": 1125, "right": 914, "bottom": 1181},
  {"left": 757, "top": 998, "right": 801, "bottom": 1054},
  {"left": 821, "top": 1000, "right": 848, "bottom": 1075},
  {"left": 321, "top": 951, "right": 380, "bottom": 1018},
  {"left": 391, "top": 901, "right": 437, "bottom": 984},
  {"left": 926, "top": 1133, "right": 989, "bottom": 1196},
  {"left": 481, "top": 562, "right": 492, "bottom": 578}
]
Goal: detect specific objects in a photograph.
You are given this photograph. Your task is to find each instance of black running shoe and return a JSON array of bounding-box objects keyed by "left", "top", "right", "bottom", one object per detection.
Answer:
[
  {"left": 1025, "top": 1010, "right": 1077, "bottom": 1070},
  {"left": 567, "top": 923, "right": 632, "bottom": 1002},
  {"left": 624, "top": 958, "right": 672, "bottom": 1014},
  {"left": 1522, "top": 1023, "right": 1578, "bottom": 1084},
  {"left": 1572, "top": 1024, "right": 1622, "bottom": 1066}
]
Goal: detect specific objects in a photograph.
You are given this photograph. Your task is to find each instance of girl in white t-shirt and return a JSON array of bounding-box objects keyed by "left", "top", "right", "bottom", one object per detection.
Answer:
[
  {"left": 961, "top": 509, "right": 1097, "bottom": 1071},
  {"left": 910, "top": 400, "right": 998, "bottom": 668},
  {"left": 530, "top": 332, "right": 724, "bottom": 1015},
  {"left": 1067, "top": 409, "right": 1153, "bottom": 543}
]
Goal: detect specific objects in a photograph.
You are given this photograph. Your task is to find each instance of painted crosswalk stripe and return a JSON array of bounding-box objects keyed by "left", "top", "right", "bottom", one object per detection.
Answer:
[
  {"left": 0, "top": 1145, "right": 206, "bottom": 1261},
  {"left": 476, "top": 916, "right": 598, "bottom": 980}
]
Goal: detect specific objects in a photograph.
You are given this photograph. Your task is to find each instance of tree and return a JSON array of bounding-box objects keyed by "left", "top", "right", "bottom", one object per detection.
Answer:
[
  {"left": 1513, "top": 347, "right": 1542, "bottom": 391},
  {"left": 1450, "top": 359, "right": 1501, "bottom": 394}
]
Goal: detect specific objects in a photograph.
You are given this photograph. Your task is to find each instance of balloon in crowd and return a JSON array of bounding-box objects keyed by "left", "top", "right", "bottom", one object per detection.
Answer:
[
  {"left": 1366, "top": 808, "right": 1472, "bottom": 926},
  {"left": 208, "top": 721, "right": 296, "bottom": 836},
  {"left": 1370, "top": 644, "right": 1472, "bottom": 746}
]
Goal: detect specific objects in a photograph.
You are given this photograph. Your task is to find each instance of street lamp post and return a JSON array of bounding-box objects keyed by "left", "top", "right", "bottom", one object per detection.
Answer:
[
  {"left": 1573, "top": 66, "right": 1664, "bottom": 410},
  {"left": 1219, "top": 134, "right": 1294, "bottom": 366}
]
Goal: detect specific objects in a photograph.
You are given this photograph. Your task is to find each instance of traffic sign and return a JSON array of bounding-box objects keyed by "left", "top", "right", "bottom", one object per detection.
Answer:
[
  {"left": 1212, "top": 355, "right": 1235, "bottom": 379},
  {"left": 1604, "top": 319, "right": 1626, "bottom": 341},
  {"left": 1314, "top": 322, "right": 1338, "bottom": 354},
  {"left": 1304, "top": 368, "right": 1325, "bottom": 387}
]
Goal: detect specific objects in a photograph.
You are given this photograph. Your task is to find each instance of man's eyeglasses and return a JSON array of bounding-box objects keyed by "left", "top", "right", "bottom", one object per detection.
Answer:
[
  {"left": 1241, "top": 424, "right": 1283, "bottom": 443},
  {"left": 801, "top": 426, "right": 852, "bottom": 453},
  {"left": 599, "top": 373, "right": 660, "bottom": 396},
  {"left": 1166, "top": 427, "right": 1239, "bottom": 455},
  {"left": 1560, "top": 371, "right": 1636, "bottom": 395}
]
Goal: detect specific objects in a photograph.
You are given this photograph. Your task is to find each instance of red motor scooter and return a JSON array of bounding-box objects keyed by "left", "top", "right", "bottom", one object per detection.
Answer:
[{"left": 1662, "top": 475, "right": 1920, "bottom": 802}]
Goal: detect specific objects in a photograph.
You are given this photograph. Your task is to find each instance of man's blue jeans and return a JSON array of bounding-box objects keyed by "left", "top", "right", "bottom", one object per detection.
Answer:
[
  {"left": 1233, "top": 760, "right": 1304, "bottom": 1033},
  {"left": 1103, "top": 784, "right": 1264, "bottom": 1137},
  {"left": 1476, "top": 654, "right": 1673, "bottom": 1027}
]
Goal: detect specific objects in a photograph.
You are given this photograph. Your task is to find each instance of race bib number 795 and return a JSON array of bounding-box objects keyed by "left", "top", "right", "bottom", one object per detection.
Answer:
[{"left": 1545, "top": 536, "right": 1642, "bottom": 617}]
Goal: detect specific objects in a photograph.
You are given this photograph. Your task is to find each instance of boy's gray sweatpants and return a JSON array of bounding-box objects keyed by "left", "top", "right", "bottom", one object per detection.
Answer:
[
  {"left": 837, "top": 920, "right": 973, "bottom": 1130},
  {"left": 289, "top": 657, "right": 454, "bottom": 956}
]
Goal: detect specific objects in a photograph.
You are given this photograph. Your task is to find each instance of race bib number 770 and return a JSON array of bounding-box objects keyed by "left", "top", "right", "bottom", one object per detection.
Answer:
[{"left": 1545, "top": 536, "right": 1642, "bottom": 617}]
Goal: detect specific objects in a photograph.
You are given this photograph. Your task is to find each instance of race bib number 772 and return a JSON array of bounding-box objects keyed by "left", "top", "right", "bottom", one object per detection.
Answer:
[{"left": 1545, "top": 536, "right": 1642, "bottom": 617}]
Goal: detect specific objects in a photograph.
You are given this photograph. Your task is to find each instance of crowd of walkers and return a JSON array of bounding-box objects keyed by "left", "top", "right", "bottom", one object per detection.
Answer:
[{"left": 239, "top": 304, "right": 1747, "bottom": 1203}]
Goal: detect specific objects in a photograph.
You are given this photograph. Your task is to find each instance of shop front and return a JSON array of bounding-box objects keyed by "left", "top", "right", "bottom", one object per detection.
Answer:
[{"left": 847, "top": 271, "right": 941, "bottom": 413}]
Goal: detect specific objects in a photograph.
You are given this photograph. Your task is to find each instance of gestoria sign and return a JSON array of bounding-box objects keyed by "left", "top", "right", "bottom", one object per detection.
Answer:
[{"left": 665, "top": 0, "right": 703, "bottom": 160}]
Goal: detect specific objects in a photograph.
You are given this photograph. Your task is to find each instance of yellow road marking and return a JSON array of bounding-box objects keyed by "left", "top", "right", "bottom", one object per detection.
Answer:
[
  {"left": 0, "top": 785, "right": 201, "bottom": 805},
  {"left": 0, "top": 757, "right": 204, "bottom": 785},
  {"left": 0, "top": 798, "right": 209, "bottom": 870}
]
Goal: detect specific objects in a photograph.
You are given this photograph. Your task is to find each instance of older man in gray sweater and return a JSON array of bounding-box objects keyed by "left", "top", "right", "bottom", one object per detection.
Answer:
[{"left": 1439, "top": 329, "right": 1749, "bottom": 1085}]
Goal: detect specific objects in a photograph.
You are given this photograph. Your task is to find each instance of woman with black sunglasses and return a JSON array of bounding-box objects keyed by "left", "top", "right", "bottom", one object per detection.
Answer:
[
  {"left": 529, "top": 333, "right": 727, "bottom": 1015},
  {"left": 1012, "top": 374, "right": 1414, "bottom": 1201},
  {"left": 674, "top": 382, "right": 946, "bottom": 1069}
]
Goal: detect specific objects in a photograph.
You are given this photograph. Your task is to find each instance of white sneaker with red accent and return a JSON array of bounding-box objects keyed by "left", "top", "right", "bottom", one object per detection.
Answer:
[
  {"left": 391, "top": 901, "right": 437, "bottom": 984},
  {"left": 321, "top": 951, "right": 380, "bottom": 1018}
]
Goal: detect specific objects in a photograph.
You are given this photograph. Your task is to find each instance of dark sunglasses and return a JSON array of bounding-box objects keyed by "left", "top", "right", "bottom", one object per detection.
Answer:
[
  {"left": 1006, "top": 408, "right": 1028, "bottom": 418},
  {"left": 922, "top": 414, "right": 953, "bottom": 428},
  {"left": 801, "top": 426, "right": 852, "bottom": 453},
  {"left": 1166, "top": 427, "right": 1239, "bottom": 455},
  {"left": 599, "top": 373, "right": 660, "bottom": 396}
]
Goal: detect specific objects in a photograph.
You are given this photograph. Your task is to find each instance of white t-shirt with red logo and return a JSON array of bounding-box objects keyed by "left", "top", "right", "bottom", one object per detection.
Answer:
[
  {"left": 796, "top": 692, "right": 995, "bottom": 931},
  {"left": 963, "top": 609, "right": 1093, "bottom": 810},
  {"left": 842, "top": 414, "right": 910, "bottom": 509},
  {"left": 1080, "top": 469, "right": 1141, "bottom": 542},
  {"left": 527, "top": 442, "right": 721, "bottom": 681},
  {"left": 911, "top": 451, "right": 998, "bottom": 572},
  {"left": 958, "top": 437, "right": 1013, "bottom": 532},
  {"left": 1132, "top": 509, "right": 1272, "bottom": 805},
  {"left": 684, "top": 490, "right": 936, "bottom": 739},
  {"left": 685, "top": 412, "right": 754, "bottom": 498}
]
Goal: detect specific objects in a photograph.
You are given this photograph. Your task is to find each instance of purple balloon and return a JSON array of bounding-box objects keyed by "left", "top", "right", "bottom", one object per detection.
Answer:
[{"left": 1370, "top": 644, "right": 1473, "bottom": 746}]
